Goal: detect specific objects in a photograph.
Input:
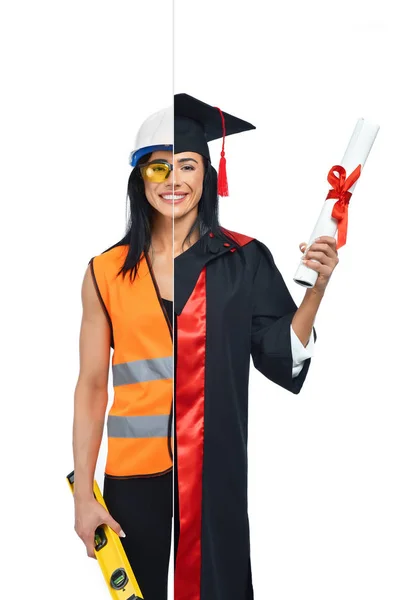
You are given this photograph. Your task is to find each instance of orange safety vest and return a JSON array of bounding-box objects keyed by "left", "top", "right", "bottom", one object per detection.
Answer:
[{"left": 89, "top": 244, "right": 173, "bottom": 478}]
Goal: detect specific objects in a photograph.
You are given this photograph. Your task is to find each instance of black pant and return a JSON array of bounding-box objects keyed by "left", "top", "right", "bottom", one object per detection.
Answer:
[{"left": 103, "top": 469, "right": 173, "bottom": 600}]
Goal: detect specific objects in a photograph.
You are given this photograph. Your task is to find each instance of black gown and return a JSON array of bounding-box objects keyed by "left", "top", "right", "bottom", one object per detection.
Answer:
[
  {"left": 102, "top": 297, "right": 174, "bottom": 600},
  {"left": 173, "top": 228, "right": 315, "bottom": 600}
]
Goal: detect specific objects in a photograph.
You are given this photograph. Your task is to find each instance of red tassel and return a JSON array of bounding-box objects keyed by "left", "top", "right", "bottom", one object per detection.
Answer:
[
  {"left": 217, "top": 151, "right": 229, "bottom": 197},
  {"left": 214, "top": 106, "right": 229, "bottom": 197}
]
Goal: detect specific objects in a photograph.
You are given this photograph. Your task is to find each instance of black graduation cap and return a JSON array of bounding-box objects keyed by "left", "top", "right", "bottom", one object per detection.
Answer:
[{"left": 174, "top": 93, "right": 256, "bottom": 196}]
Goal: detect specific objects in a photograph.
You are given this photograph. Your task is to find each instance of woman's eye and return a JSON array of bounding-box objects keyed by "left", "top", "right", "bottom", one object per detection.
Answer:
[{"left": 181, "top": 165, "right": 194, "bottom": 171}]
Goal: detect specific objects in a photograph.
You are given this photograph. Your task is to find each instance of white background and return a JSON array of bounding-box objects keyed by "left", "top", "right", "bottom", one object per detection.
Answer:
[
  {"left": 1, "top": 1, "right": 399, "bottom": 599},
  {"left": 174, "top": 0, "right": 400, "bottom": 599}
]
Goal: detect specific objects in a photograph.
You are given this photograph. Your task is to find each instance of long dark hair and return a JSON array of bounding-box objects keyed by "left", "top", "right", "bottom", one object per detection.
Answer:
[{"left": 104, "top": 152, "right": 245, "bottom": 281}]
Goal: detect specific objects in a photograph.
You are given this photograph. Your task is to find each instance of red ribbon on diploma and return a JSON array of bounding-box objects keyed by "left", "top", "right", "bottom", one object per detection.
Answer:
[{"left": 326, "top": 164, "right": 362, "bottom": 249}]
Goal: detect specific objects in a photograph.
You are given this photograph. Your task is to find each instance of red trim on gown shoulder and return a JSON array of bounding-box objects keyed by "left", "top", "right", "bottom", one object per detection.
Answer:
[{"left": 220, "top": 226, "right": 254, "bottom": 247}]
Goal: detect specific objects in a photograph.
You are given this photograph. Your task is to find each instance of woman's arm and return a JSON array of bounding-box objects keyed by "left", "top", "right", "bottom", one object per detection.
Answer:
[
  {"left": 73, "top": 264, "right": 110, "bottom": 502},
  {"left": 72, "top": 264, "right": 124, "bottom": 558},
  {"left": 291, "top": 236, "right": 339, "bottom": 346},
  {"left": 250, "top": 235, "right": 337, "bottom": 394},
  {"left": 291, "top": 287, "right": 324, "bottom": 347}
]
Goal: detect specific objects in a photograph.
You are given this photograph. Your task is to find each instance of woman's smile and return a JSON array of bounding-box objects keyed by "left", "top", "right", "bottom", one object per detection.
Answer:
[{"left": 159, "top": 192, "right": 188, "bottom": 204}]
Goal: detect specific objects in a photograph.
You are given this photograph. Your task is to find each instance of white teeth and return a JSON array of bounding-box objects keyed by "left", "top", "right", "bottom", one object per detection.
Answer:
[{"left": 161, "top": 194, "right": 186, "bottom": 201}]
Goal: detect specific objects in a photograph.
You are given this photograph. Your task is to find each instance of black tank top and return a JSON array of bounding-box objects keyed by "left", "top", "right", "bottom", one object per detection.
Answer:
[{"left": 161, "top": 297, "right": 173, "bottom": 327}]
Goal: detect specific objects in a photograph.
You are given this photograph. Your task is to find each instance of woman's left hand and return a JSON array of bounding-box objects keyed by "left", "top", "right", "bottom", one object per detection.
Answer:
[{"left": 300, "top": 236, "right": 339, "bottom": 294}]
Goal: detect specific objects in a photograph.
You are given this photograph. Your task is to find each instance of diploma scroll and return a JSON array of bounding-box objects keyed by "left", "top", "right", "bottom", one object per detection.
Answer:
[{"left": 293, "top": 118, "right": 380, "bottom": 288}]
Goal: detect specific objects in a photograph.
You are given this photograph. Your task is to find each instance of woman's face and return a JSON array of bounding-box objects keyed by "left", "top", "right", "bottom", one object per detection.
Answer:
[
  {"left": 142, "top": 149, "right": 174, "bottom": 218},
  {"left": 142, "top": 149, "right": 204, "bottom": 220},
  {"left": 172, "top": 151, "right": 204, "bottom": 220}
]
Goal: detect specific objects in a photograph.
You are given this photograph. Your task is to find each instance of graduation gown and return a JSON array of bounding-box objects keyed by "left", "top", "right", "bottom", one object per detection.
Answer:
[{"left": 173, "top": 227, "right": 316, "bottom": 600}]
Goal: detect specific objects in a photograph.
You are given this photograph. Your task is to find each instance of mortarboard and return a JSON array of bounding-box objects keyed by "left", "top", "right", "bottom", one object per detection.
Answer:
[{"left": 174, "top": 93, "right": 256, "bottom": 196}]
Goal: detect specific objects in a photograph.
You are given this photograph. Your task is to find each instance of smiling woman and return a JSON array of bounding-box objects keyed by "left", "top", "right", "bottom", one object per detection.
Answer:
[
  {"left": 71, "top": 92, "right": 335, "bottom": 600},
  {"left": 72, "top": 103, "right": 175, "bottom": 600},
  {"left": 171, "top": 93, "right": 340, "bottom": 600}
]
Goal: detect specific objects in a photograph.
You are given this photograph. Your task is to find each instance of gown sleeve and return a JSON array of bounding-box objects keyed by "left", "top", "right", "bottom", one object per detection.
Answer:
[{"left": 250, "top": 240, "right": 316, "bottom": 394}]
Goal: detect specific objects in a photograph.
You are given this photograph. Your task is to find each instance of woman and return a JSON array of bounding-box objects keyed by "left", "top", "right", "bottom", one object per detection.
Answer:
[
  {"left": 72, "top": 105, "right": 176, "bottom": 600},
  {"left": 172, "top": 93, "right": 339, "bottom": 600}
]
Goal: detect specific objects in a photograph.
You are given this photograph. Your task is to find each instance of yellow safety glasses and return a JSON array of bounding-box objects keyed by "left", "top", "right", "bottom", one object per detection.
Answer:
[{"left": 139, "top": 159, "right": 173, "bottom": 182}]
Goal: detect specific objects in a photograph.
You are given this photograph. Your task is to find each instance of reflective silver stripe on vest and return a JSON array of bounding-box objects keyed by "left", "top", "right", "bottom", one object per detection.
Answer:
[
  {"left": 112, "top": 356, "right": 172, "bottom": 386},
  {"left": 107, "top": 414, "right": 170, "bottom": 438}
]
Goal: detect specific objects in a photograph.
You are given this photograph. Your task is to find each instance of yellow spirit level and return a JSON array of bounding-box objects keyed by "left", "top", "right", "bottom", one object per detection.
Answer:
[{"left": 66, "top": 470, "right": 144, "bottom": 599}]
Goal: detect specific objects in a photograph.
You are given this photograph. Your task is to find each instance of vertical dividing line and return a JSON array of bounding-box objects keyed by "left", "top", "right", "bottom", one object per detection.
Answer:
[{"left": 172, "top": 0, "right": 176, "bottom": 591}]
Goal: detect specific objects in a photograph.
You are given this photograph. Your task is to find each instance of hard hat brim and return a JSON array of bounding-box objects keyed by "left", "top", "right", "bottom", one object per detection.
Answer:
[{"left": 130, "top": 144, "right": 173, "bottom": 167}]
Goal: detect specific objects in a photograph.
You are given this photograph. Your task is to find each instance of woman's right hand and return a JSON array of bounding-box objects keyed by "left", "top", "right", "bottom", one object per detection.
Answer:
[{"left": 74, "top": 497, "right": 126, "bottom": 559}]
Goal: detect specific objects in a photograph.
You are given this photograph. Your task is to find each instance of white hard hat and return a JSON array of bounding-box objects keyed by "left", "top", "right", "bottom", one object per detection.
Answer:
[{"left": 129, "top": 104, "right": 173, "bottom": 167}]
